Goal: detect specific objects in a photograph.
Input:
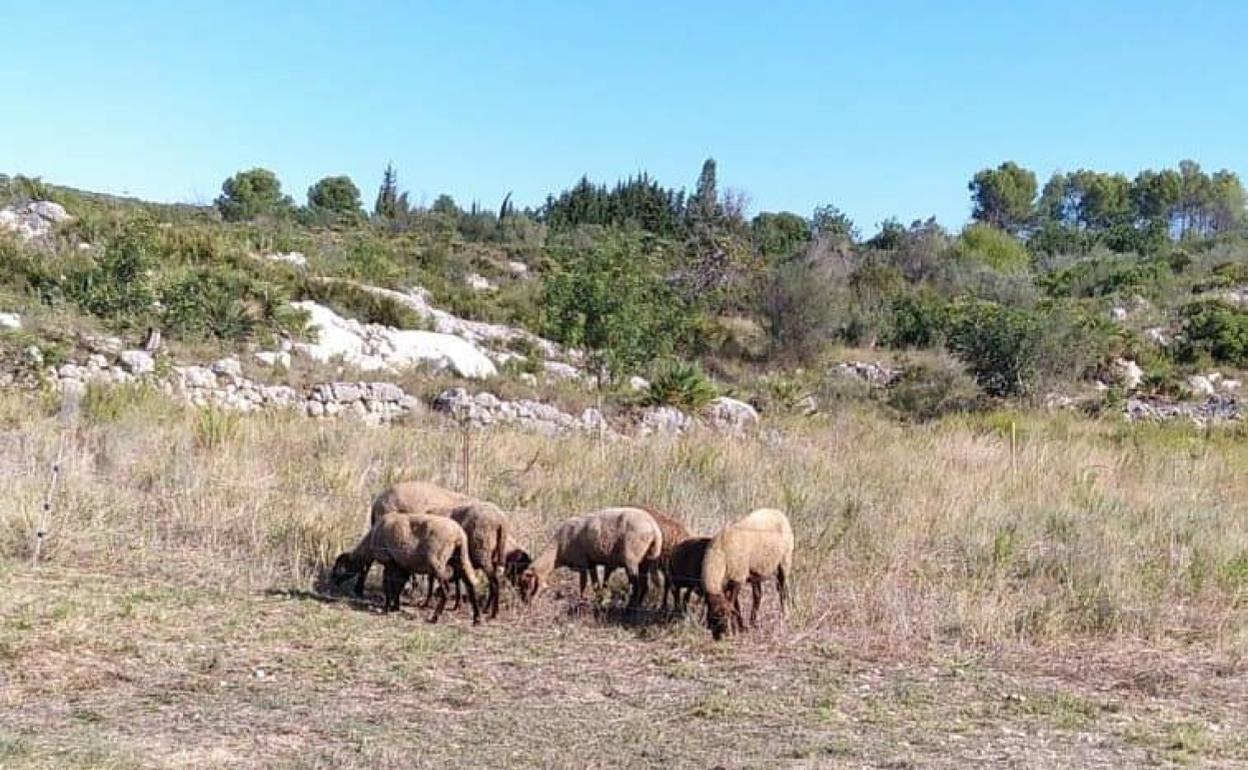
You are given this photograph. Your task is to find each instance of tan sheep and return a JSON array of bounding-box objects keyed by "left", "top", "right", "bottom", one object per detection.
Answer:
[
  {"left": 519, "top": 507, "right": 663, "bottom": 608},
  {"left": 444, "top": 500, "right": 513, "bottom": 619},
  {"left": 347, "top": 481, "right": 469, "bottom": 600},
  {"left": 369, "top": 481, "right": 469, "bottom": 524},
  {"left": 331, "top": 512, "right": 482, "bottom": 624},
  {"left": 700, "top": 508, "right": 793, "bottom": 640}
]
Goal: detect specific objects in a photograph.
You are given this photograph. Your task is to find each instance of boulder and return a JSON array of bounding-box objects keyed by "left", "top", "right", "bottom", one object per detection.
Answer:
[
  {"left": 1187, "top": 375, "right": 1216, "bottom": 397},
  {"left": 0, "top": 312, "right": 20, "bottom": 330},
  {"left": 465, "top": 273, "right": 497, "bottom": 292},
  {"left": 1113, "top": 358, "right": 1144, "bottom": 391},
  {"left": 292, "top": 300, "right": 497, "bottom": 379},
  {"left": 703, "top": 396, "right": 759, "bottom": 434},
  {"left": 0, "top": 200, "right": 71, "bottom": 241},
  {"left": 264, "top": 251, "right": 307, "bottom": 269},
  {"left": 119, "top": 350, "right": 156, "bottom": 375}
]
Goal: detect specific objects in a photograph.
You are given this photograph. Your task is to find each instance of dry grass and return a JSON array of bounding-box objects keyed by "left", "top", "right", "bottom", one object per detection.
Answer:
[{"left": 2, "top": 389, "right": 1247, "bottom": 768}]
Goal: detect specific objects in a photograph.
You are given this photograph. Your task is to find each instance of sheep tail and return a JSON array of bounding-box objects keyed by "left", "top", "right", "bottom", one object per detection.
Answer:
[
  {"left": 494, "top": 520, "right": 509, "bottom": 572},
  {"left": 456, "top": 535, "right": 479, "bottom": 587}
]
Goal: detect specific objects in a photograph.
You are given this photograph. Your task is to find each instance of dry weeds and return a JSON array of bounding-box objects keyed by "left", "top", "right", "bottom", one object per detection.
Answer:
[{"left": 1, "top": 389, "right": 1246, "bottom": 768}]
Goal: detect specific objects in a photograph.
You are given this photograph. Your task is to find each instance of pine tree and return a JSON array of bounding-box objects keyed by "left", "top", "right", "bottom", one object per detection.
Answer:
[{"left": 374, "top": 162, "right": 399, "bottom": 220}]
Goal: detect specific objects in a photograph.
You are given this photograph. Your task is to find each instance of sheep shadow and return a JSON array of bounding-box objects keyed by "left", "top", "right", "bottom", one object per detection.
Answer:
[{"left": 563, "top": 598, "right": 700, "bottom": 630}]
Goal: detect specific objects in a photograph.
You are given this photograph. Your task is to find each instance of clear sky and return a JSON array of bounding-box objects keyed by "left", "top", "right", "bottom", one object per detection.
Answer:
[{"left": 3, "top": 1, "right": 1245, "bottom": 231}]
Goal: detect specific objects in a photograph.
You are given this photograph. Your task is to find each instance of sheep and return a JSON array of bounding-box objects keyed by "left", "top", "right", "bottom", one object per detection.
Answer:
[
  {"left": 519, "top": 507, "right": 663, "bottom": 608},
  {"left": 345, "top": 481, "right": 469, "bottom": 600},
  {"left": 331, "top": 512, "right": 481, "bottom": 624},
  {"left": 444, "top": 500, "right": 514, "bottom": 619},
  {"left": 700, "top": 508, "right": 793, "bottom": 640},
  {"left": 635, "top": 506, "right": 692, "bottom": 610},
  {"left": 369, "top": 480, "right": 469, "bottom": 524},
  {"left": 666, "top": 536, "right": 712, "bottom": 613}
]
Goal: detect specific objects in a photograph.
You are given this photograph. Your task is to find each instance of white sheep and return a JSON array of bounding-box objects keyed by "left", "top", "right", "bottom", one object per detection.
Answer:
[
  {"left": 332, "top": 512, "right": 482, "bottom": 624},
  {"left": 519, "top": 507, "right": 663, "bottom": 608},
  {"left": 700, "top": 508, "right": 793, "bottom": 640}
]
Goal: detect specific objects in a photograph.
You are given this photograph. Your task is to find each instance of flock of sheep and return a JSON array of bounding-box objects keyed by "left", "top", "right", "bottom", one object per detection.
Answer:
[{"left": 328, "top": 481, "right": 794, "bottom": 640}]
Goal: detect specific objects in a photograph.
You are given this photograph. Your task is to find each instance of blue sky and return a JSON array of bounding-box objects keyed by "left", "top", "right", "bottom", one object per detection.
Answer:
[{"left": 2, "top": 1, "right": 1245, "bottom": 231}]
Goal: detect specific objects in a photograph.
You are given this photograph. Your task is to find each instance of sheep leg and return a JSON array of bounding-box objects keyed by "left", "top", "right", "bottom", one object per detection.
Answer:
[
  {"left": 727, "top": 583, "right": 746, "bottom": 633},
  {"left": 626, "top": 563, "right": 647, "bottom": 608},
  {"left": 488, "top": 572, "right": 501, "bottom": 619},
  {"left": 776, "top": 565, "right": 788, "bottom": 616},
  {"left": 381, "top": 565, "right": 409, "bottom": 613},
  {"left": 428, "top": 577, "right": 450, "bottom": 623},
  {"left": 450, "top": 577, "right": 462, "bottom": 611},
  {"left": 458, "top": 566, "right": 482, "bottom": 625},
  {"left": 749, "top": 579, "right": 763, "bottom": 628},
  {"left": 578, "top": 568, "right": 590, "bottom": 598},
  {"left": 353, "top": 557, "right": 372, "bottom": 598},
  {"left": 417, "top": 575, "right": 435, "bottom": 608}
]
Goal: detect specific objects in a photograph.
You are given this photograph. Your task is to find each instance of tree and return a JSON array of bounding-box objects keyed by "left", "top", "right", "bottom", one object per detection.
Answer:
[
  {"left": 307, "top": 175, "right": 362, "bottom": 216},
  {"left": 687, "top": 158, "right": 721, "bottom": 228},
  {"left": 374, "top": 163, "right": 401, "bottom": 220},
  {"left": 541, "top": 229, "right": 690, "bottom": 382},
  {"left": 751, "top": 212, "right": 809, "bottom": 261},
  {"left": 969, "top": 162, "right": 1037, "bottom": 233},
  {"left": 952, "top": 223, "right": 1030, "bottom": 273},
  {"left": 215, "top": 168, "right": 292, "bottom": 222},
  {"left": 431, "top": 194, "right": 459, "bottom": 217}
]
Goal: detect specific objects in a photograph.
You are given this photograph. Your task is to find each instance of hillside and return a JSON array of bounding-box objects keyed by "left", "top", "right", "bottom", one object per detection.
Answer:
[{"left": 2, "top": 165, "right": 1248, "bottom": 768}]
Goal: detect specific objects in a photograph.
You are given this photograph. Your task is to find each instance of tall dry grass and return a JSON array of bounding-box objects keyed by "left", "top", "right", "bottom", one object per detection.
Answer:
[{"left": 1, "top": 387, "right": 1246, "bottom": 651}]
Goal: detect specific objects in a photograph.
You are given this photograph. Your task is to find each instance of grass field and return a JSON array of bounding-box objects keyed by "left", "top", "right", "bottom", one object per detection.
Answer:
[{"left": 2, "top": 387, "right": 1247, "bottom": 768}]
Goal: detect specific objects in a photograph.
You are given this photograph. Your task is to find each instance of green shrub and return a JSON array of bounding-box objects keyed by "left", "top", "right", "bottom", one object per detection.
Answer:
[
  {"left": 883, "top": 290, "right": 947, "bottom": 348},
  {"left": 945, "top": 299, "right": 1042, "bottom": 397},
  {"left": 887, "top": 356, "right": 982, "bottom": 422},
  {"left": 952, "top": 223, "right": 1030, "bottom": 272},
  {"left": 643, "top": 359, "right": 718, "bottom": 411},
  {"left": 1174, "top": 300, "right": 1248, "bottom": 366},
  {"left": 61, "top": 219, "right": 159, "bottom": 328}
]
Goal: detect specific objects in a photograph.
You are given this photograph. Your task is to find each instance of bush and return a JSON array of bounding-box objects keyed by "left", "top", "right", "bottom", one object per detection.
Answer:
[
  {"left": 944, "top": 299, "right": 1042, "bottom": 397},
  {"left": 1174, "top": 300, "right": 1248, "bottom": 366},
  {"left": 953, "top": 224, "right": 1030, "bottom": 272},
  {"left": 760, "top": 256, "right": 843, "bottom": 362},
  {"left": 882, "top": 290, "right": 947, "bottom": 349},
  {"left": 887, "top": 356, "right": 982, "bottom": 421},
  {"left": 61, "top": 219, "right": 159, "bottom": 328},
  {"left": 643, "top": 359, "right": 718, "bottom": 411},
  {"left": 215, "top": 168, "right": 293, "bottom": 222}
]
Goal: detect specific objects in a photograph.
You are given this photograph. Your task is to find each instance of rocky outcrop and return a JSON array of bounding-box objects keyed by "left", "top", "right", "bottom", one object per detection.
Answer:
[
  {"left": 292, "top": 300, "right": 497, "bottom": 378},
  {"left": 432, "top": 387, "right": 608, "bottom": 437},
  {"left": 0, "top": 200, "right": 71, "bottom": 242},
  {"left": 0, "top": 312, "right": 20, "bottom": 330},
  {"left": 1126, "top": 395, "right": 1240, "bottom": 425},
  {"left": 830, "top": 360, "right": 901, "bottom": 386},
  {"left": 702, "top": 396, "right": 759, "bottom": 434},
  {"left": 264, "top": 251, "right": 307, "bottom": 269}
]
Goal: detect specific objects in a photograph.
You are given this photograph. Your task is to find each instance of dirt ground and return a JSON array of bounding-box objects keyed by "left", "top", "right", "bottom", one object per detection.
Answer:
[{"left": 2, "top": 566, "right": 1245, "bottom": 770}]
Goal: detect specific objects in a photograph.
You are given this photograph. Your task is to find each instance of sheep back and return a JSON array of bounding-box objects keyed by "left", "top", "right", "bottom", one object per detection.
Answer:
[{"left": 369, "top": 481, "right": 469, "bottom": 526}]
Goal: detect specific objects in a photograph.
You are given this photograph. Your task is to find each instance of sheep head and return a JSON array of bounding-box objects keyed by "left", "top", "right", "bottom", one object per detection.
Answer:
[
  {"left": 706, "top": 593, "right": 734, "bottom": 641},
  {"left": 517, "top": 568, "right": 543, "bottom": 604},
  {"left": 504, "top": 548, "right": 532, "bottom": 587},
  {"left": 330, "top": 552, "right": 360, "bottom": 584}
]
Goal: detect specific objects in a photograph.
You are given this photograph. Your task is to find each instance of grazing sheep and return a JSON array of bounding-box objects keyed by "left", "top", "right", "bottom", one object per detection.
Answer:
[
  {"left": 332, "top": 512, "right": 481, "bottom": 624},
  {"left": 635, "top": 505, "right": 692, "bottom": 610},
  {"left": 666, "top": 537, "right": 712, "bottom": 613},
  {"left": 346, "top": 481, "right": 470, "bottom": 600},
  {"left": 370, "top": 481, "right": 469, "bottom": 524},
  {"left": 519, "top": 507, "right": 663, "bottom": 608},
  {"left": 700, "top": 508, "right": 793, "bottom": 640},
  {"left": 445, "top": 500, "right": 513, "bottom": 619}
]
